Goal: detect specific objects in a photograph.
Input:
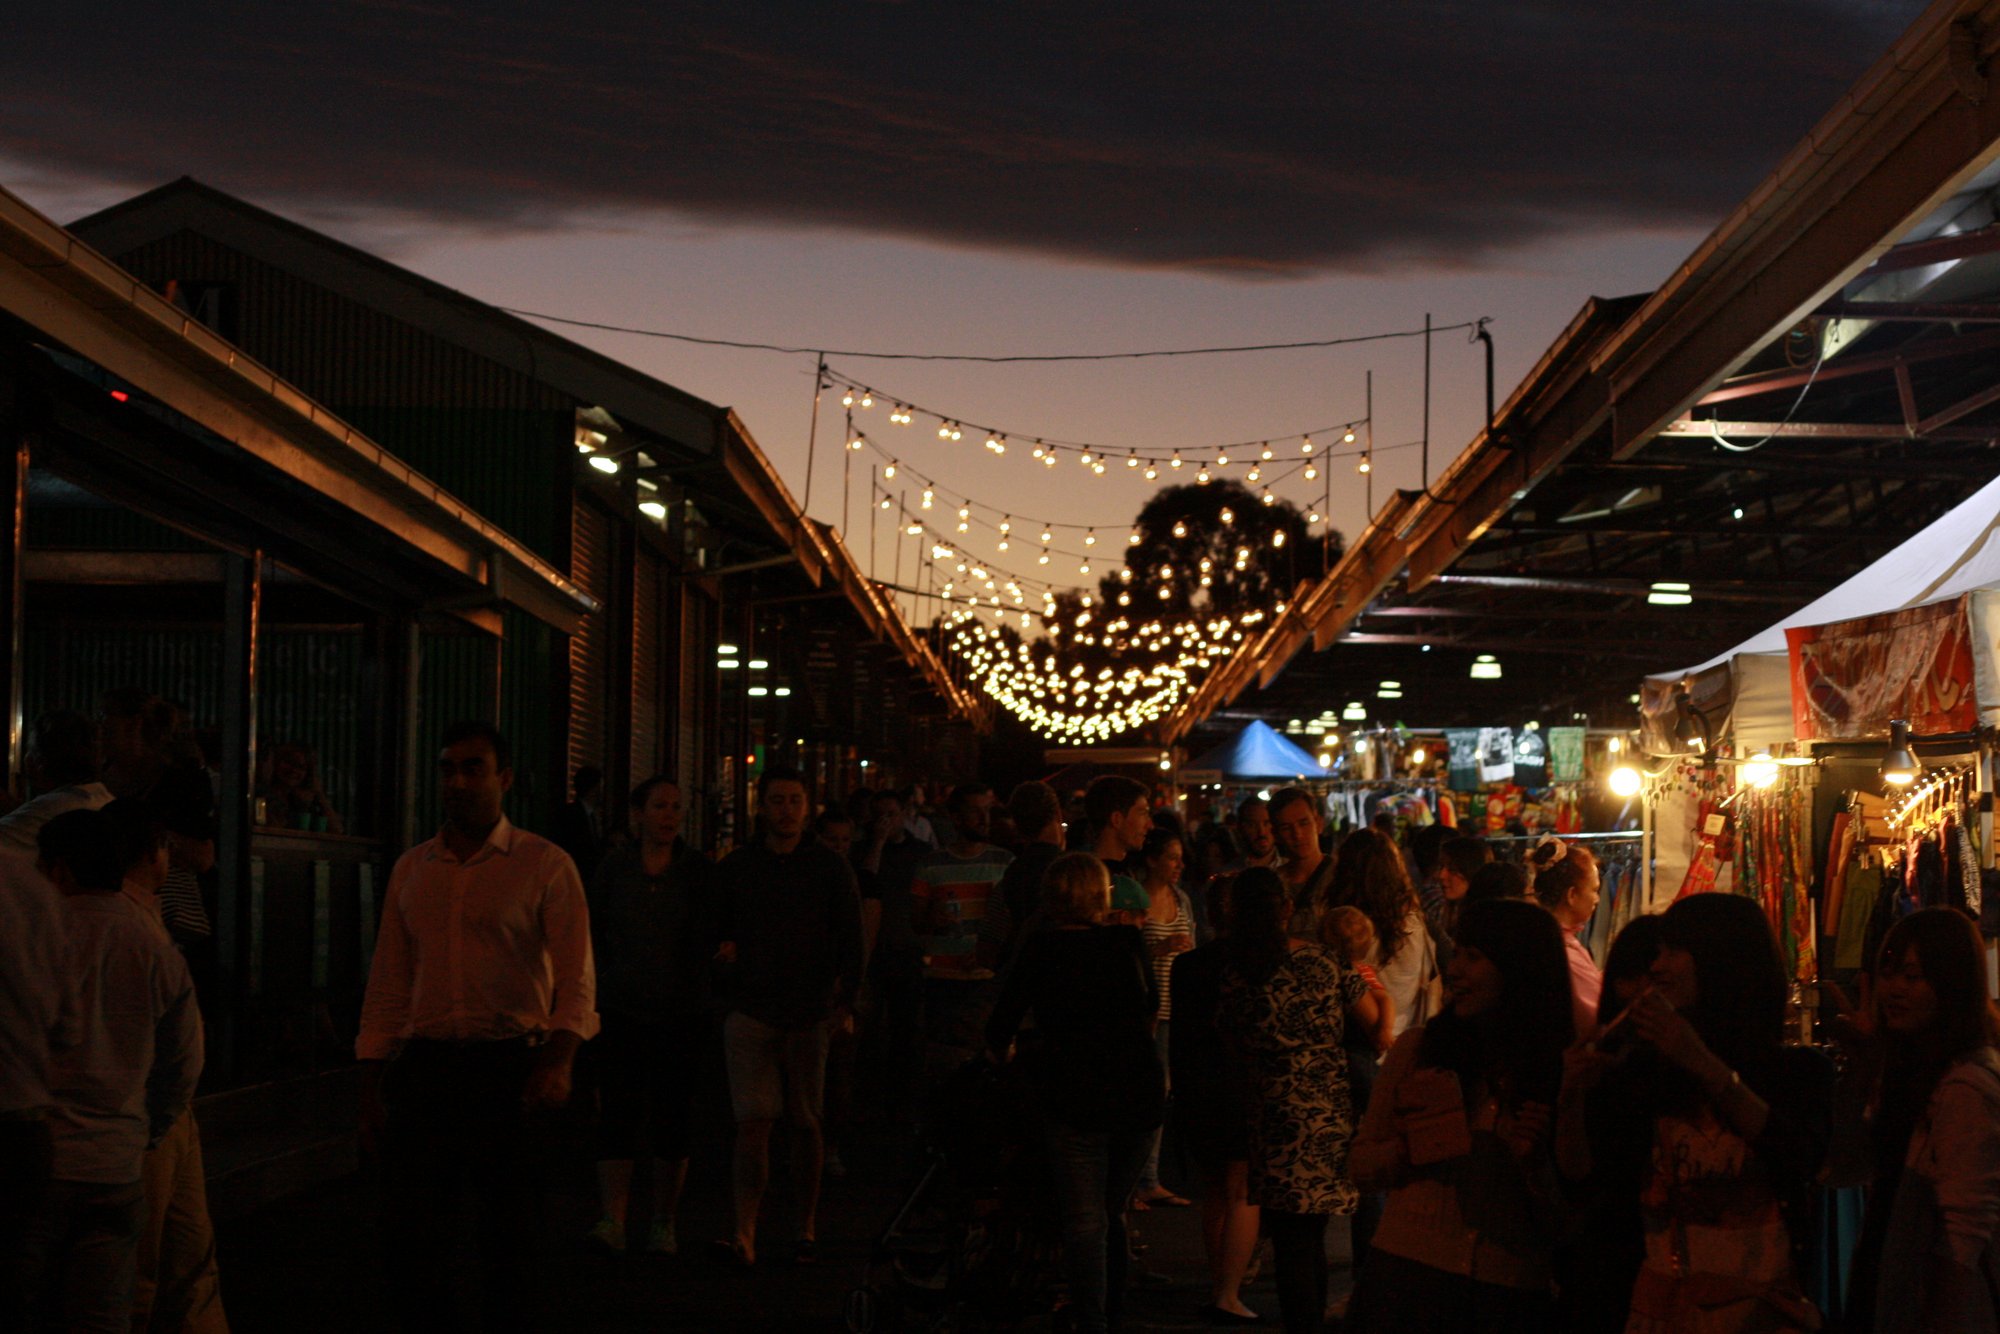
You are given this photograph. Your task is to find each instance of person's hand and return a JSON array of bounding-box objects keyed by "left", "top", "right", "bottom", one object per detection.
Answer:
[
  {"left": 1168, "top": 931, "right": 1195, "bottom": 953},
  {"left": 715, "top": 940, "right": 738, "bottom": 965},
  {"left": 1561, "top": 1038, "right": 1617, "bottom": 1102},
  {"left": 521, "top": 1051, "right": 574, "bottom": 1112},
  {"left": 1626, "top": 988, "right": 1712, "bottom": 1074},
  {"left": 1499, "top": 1100, "right": 1551, "bottom": 1159}
]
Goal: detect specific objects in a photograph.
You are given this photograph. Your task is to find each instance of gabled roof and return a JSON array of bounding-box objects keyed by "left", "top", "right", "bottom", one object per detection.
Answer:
[
  {"left": 0, "top": 182, "right": 595, "bottom": 632},
  {"left": 70, "top": 178, "right": 720, "bottom": 460},
  {"left": 69, "top": 177, "right": 980, "bottom": 718}
]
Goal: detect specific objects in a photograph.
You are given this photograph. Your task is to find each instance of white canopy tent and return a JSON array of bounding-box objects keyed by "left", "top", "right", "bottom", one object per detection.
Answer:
[{"left": 1649, "top": 470, "right": 2000, "bottom": 748}]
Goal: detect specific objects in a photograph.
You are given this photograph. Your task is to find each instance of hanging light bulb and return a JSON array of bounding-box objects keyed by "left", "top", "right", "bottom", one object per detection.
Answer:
[
  {"left": 1031, "top": 442, "right": 1046, "bottom": 459},
  {"left": 1307, "top": 508, "right": 1321, "bottom": 523},
  {"left": 884, "top": 460, "right": 898, "bottom": 479},
  {"left": 938, "top": 421, "right": 952, "bottom": 439},
  {"left": 1170, "top": 452, "right": 1183, "bottom": 470},
  {"left": 1355, "top": 458, "right": 1368, "bottom": 474},
  {"left": 1126, "top": 454, "right": 1140, "bottom": 469},
  {"left": 1261, "top": 443, "right": 1275, "bottom": 460},
  {"left": 1040, "top": 527, "right": 1053, "bottom": 543},
  {"left": 1079, "top": 560, "right": 1091, "bottom": 574},
  {"left": 848, "top": 435, "right": 865, "bottom": 451},
  {"left": 1272, "top": 531, "right": 1287, "bottom": 548},
  {"left": 1219, "top": 507, "right": 1235, "bottom": 525},
  {"left": 841, "top": 389, "right": 854, "bottom": 407},
  {"left": 861, "top": 392, "right": 873, "bottom": 408},
  {"left": 1343, "top": 429, "right": 1357, "bottom": 444},
  {"left": 1197, "top": 468, "right": 1211, "bottom": 484},
  {"left": 1216, "top": 452, "right": 1229, "bottom": 468},
  {"left": 1043, "top": 453, "right": 1057, "bottom": 468},
  {"left": 1304, "top": 464, "right": 1319, "bottom": 479},
  {"left": 1172, "top": 520, "right": 1188, "bottom": 539},
  {"left": 1261, "top": 489, "right": 1276, "bottom": 505},
  {"left": 1000, "top": 516, "right": 1012, "bottom": 535},
  {"left": 1128, "top": 530, "right": 1141, "bottom": 545},
  {"left": 921, "top": 488, "right": 935, "bottom": 508},
  {"left": 1301, "top": 438, "right": 1315, "bottom": 455},
  {"left": 1084, "top": 529, "right": 1097, "bottom": 546},
  {"left": 1144, "top": 464, "right": 1159, "bottom": 480},
  {"left": 878, "top": 496, "right": 892, "bottom": 510},
  {"left": 1247, "top": 467, "right": 1261, "bottom": 483}
]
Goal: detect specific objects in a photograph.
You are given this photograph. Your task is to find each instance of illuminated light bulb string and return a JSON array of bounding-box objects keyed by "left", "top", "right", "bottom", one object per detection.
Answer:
[
  {"left": 884, "top": 491, "right": 1289, "bottom": 740},
  {"left": 829, "top": 365, "right": 1369, "bottom": 475}
]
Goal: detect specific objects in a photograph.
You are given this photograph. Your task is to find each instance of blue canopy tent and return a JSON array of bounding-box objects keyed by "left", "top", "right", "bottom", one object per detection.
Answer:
[{"left": 1181, "top": 719, "right": 1323, "bottom": 783}]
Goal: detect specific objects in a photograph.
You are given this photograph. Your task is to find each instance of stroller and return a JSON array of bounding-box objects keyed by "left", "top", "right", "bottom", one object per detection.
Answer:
[{"left": 843, "top": 1056, "right": 1066, "bottom": 1333}]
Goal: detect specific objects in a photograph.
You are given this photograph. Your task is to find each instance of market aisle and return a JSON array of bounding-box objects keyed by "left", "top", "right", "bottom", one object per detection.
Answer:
[{"left": 212, "top": 1118, "right": 1357, "bottom": 1332}]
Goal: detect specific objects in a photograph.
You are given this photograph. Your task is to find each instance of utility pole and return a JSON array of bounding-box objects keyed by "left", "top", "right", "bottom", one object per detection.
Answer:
[{"left": 801, "top": 354, "right": 827, "bottom": 516}]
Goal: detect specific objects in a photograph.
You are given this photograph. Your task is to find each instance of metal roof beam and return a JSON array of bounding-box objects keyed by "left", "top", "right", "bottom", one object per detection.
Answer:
[
  {"left": 1657, "top": 418, "right": 1996, "bottom": 440},
  {"left": 1696, "top": 324, "right": 2000, "bottom": 405}
]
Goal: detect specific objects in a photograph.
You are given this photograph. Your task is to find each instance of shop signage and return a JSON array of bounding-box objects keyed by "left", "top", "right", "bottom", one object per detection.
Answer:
[{"left": 1787, "top": 595, "right": 1977, "bottom": 740}]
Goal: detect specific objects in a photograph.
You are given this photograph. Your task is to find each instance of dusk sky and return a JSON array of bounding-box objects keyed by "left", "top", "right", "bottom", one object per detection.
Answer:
[{"left": 3, "top": 1, "right": 1928, "bottom": 606}]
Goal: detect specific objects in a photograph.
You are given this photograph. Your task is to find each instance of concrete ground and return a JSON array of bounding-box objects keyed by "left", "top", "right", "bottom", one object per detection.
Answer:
[{"left": 212, "top": 1116, "right": 1359, "bottom": 1332}]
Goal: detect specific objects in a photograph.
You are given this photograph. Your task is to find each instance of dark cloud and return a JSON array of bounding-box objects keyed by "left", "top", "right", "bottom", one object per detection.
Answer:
[{"left": 3, "top": 1, "right": 1925, "bottom": 275}]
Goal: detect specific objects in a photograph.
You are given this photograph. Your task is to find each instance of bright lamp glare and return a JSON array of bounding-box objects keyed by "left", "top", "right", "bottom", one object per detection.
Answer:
[{"left": 1608, "top": 766, "right": 1643, "bottom": 798}]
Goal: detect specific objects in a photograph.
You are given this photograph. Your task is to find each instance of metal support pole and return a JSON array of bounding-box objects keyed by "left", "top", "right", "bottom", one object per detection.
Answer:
[
  {"left": 1365, "top": 371, "right": 1375, "bottom": 514},
  {"left": 1475, "top": 317, "right": 1496, "bottom": 432},
  {"left": 1421, "top": 313, "right": 1431, "bottom": 489},
  {"left": 216, "top": 550, "right": 264, "bottom": 1080},
  {"left": 801, "top": 354, "right": 827, "bottom": 517},
  {"left": 841, "top": 408, "right": 854, "bottom": 540}
]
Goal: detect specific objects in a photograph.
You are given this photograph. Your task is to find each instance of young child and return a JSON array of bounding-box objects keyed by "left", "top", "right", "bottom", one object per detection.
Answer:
[{"left": 1322, "top": 906, "right": 1395, "bottom": 1053}]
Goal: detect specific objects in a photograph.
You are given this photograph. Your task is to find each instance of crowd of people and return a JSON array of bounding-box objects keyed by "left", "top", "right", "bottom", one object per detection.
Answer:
[
  {"left": 1, "top": 693, "right": 227, "bottom": 1334},
  {"left": 6, "top": 715, "right": 2000, "bottom": 1334}
]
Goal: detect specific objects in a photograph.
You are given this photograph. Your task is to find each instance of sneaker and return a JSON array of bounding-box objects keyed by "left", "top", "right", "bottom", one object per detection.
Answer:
[
  {"left": 585, "top": 1217, "right": 626, "bottom": 1256},
  {"left": 644, "top": 1220, "right": 677, "bottom": 1255}
]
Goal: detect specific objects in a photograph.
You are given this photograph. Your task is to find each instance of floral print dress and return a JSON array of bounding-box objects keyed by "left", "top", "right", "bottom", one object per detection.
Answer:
[{"left": 1219, "top": 943, "right": 1367, "bottom": 1215}]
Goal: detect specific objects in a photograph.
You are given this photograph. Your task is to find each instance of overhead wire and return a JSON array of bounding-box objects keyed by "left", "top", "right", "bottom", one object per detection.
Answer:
[{"left": 505, "top": 309, "right": 1485, "bottom": 363}]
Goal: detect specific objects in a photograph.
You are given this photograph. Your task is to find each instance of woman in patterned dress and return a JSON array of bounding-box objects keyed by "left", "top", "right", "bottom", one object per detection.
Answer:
[{"left": 1217, "top": 867, "right": 1374, "bottom": 1334}]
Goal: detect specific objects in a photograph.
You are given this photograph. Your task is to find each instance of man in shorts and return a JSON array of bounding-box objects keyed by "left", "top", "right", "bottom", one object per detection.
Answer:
[{"left": 713, "top": 770, "right": 864, "bottom": 1267}]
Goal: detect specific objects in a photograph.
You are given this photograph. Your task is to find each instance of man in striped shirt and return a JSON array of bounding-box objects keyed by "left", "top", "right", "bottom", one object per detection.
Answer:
[{"left": 909, "top": 786, "right": 1012, "bottom": 1069}]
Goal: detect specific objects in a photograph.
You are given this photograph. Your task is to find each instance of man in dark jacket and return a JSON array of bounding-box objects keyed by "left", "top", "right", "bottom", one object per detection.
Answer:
[{"left": 713, "top": 771, "right": 863, "bottom": 1267}]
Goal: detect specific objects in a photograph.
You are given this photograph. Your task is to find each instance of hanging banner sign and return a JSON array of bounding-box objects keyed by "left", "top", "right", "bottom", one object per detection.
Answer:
[
  {"left": 1445, "top": 728, "right": 1483, "bottom": 790},
  {"left": 1787, "top": 595, "right": 1978, "bottom": 740},
  {"left": 1547, "top": 726, "right": 1586, "bottom": 783}
]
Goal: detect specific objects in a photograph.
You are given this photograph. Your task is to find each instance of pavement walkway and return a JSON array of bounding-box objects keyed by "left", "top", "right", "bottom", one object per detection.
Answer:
[{"left": 213, "top": 1115, "right": 1360, "bottom": 1332}]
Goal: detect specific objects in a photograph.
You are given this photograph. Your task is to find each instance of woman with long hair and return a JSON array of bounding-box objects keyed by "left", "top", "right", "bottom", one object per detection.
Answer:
[
  {"left": 1134, "top": 827, "right": 1197, "bottom": 1209},
  {"left": 1325, "top": 827, "right": 1435, "bottom": 1039},
  {"left": 986, "top": 852, "right": 1163, "bottom": 1334},
  {"left": 1831, "top": 907, "right": 2000, "bottom": 1332},
  {"left": 1217, "top": 867, "right": 1375, "bottom": 1334},
  {"left": 1555, "top": 913, "right": 1667, "bottom": 1334},
  {"left": 1557, "top": 893, "right": 1832, "bottom": 1333},
  {"left": 1347, "top": 898, "right": 1574, "bottom": 1331}
]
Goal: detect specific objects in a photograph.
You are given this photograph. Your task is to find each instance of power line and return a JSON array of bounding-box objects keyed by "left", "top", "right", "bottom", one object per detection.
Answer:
[{"left": 503, "top": 307, "right": 1486, "bottom": 364}]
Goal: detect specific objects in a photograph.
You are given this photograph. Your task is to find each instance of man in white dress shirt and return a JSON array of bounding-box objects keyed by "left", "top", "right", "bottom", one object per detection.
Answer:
[{"left": 356, "top": 721, "right": 597, "bottom": 1333}]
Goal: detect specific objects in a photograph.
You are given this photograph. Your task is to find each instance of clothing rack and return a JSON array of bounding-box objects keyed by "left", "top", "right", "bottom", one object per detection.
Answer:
[{"left": 1477, "top": 831, "right": 1644, "bottom": 843}]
